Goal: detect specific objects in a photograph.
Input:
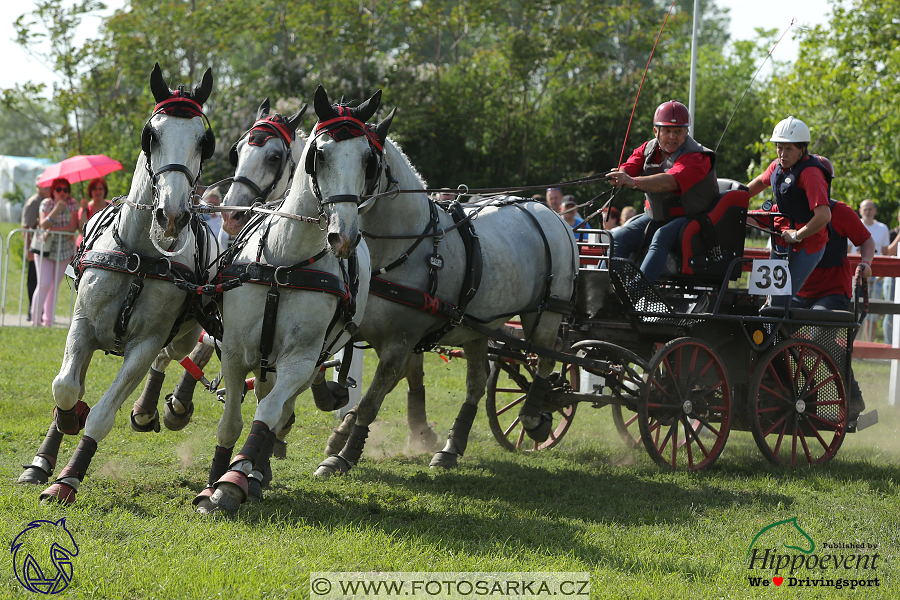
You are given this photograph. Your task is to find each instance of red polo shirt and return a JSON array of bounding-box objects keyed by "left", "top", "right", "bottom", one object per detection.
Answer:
[
  {"left": 620, "top": 141, "right": 712, "bottom": 195},
  {"left": 797, "top": 201, "right": 871, "bottom": 299}
]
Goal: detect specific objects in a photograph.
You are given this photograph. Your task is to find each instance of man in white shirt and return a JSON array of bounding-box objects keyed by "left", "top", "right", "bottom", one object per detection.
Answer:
[
  {"left": 852, "top": 200, "right": 890, "bottom": 340},
  {"left": 202, "top": 187, "right": 223, "bottom": 242}
]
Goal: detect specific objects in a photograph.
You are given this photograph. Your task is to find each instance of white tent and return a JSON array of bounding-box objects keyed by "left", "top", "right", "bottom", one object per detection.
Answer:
[{"left": 0, "top": 155, "right": 52, "bottom": 223}]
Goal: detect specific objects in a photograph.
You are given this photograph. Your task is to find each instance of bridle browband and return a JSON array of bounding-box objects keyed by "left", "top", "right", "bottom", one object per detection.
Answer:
[
  {"left": 306, "top": 106, "right": 388, "bottom": 209},
  {"left": 230, "top": 115, "right": 297, "bottom": 205}
]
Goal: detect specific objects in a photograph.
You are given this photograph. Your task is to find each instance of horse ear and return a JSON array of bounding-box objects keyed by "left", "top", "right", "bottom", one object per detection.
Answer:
[
  {"left": 192, "top": 67, "right": 214, "bottom": 106},
  {"left": 352, "top": 89, "right": 382, "bottom": 123},
  {"left": 314, "top": 85, "right": 338, "bottom": 122},
  {"left": 374, "top": 107, "right": 397, "bottom": 141},
  {"left": 287, "top": 104, "right": 307, "bottom": 134},
  {"left": 150, "top": 63, "right": 170, "bottom": 103},
  {"left": 256, "top": 97, "right": 271, "bottom": 120}
]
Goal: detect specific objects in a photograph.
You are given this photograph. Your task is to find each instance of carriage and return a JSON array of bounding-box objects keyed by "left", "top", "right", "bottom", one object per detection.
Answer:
[{"left": 479, "top": 178, "right": 871, "bottom": 470}]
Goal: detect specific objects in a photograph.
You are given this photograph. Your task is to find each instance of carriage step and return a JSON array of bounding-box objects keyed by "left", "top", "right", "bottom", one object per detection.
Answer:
[{"left": 850, "top": 410, "right": 878, "bottom": 433}]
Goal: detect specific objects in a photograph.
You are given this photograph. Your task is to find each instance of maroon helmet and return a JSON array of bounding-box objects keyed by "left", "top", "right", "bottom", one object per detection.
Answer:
[
  {"left": 814, "top": 154, "right": 835, "bottom": 179},
  {"left": 653, "top": 100, "right": 690, "bottom": 127}
]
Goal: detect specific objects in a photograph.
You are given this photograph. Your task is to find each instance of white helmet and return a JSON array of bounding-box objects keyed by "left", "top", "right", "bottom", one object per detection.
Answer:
[{"left": 770, "top": 116, "right": 811, "bottom": 143}]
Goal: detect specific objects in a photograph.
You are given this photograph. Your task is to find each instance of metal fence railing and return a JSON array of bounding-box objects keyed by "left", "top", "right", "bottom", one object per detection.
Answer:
[{"left": 2, "top": 228, "right": 77, "bottom": 328}]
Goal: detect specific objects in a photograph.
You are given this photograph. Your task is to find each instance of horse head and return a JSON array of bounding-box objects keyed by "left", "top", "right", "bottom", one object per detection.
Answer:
[
  {"left": 222, "top": 98, "right": 307, "bottom": 236},
  {"left": 142, "top": 62, "right": 215, "bottom": 255},
  {"left": 305, "top": 85, "right": 395, "bottom": 259}
]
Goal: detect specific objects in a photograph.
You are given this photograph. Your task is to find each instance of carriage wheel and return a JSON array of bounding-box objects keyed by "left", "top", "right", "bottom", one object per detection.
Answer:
[
  {"left": 485, "top": 358, "right": 577, "bottom": 451},
  {"left": 749, "top": 339, "right": 847, "bottom": 467},
  {"left": 638, "top": 337, "right": 731, "bottom": 471},
  {"left": 571, "top": 340, "right": 647, "bottom": 450}
]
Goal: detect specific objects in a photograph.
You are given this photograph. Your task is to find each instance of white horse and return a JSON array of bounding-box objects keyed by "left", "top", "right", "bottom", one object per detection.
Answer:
[
  {"left": 128, "top": 98, "right": 307, "bottom": 439},
  {"left": 310, "top": 87, "right": 579, "bottom": 476},
  {"left": 193, "top": 97, "right": 374, "bottom": 513},
  {"left": 18, "top": 64, "right": 220, "bottom": 504}
]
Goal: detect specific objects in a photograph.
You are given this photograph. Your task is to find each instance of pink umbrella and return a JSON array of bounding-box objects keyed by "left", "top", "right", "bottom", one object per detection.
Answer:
[{"left": 37, "top": 154, "right": 124, "bottom": 187}]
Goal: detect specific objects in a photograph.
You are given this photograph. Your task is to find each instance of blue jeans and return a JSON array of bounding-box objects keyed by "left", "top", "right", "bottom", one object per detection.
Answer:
[
  {"left": 611, "top": 213, "right": 688, "bottom": 283},
  {"left": 769, "top": 244, "right": 826, "bottom": 308}
]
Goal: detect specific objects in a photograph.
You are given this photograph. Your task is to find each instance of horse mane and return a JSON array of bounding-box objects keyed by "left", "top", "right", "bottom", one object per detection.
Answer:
[{"left": 384, "top": 136, "right": 427, "bottom": 189}]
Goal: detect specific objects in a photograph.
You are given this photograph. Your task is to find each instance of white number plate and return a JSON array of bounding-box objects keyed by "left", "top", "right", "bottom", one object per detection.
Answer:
[{"left": 748, "top": 259, "right": 791, "bottom": 296}]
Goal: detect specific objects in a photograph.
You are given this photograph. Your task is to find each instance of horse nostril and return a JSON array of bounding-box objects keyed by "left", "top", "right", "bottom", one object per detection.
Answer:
[
  {"left": 328, "top": 232, "right": 343, "bottom": 251},
  {"left": 155, "top": 208, "right": 168, "bottom": 229}
]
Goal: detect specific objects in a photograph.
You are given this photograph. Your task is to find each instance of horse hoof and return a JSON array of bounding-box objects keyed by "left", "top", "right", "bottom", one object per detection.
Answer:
[
  {"left": 408, "top": 427, "right": 440, "bottom": 454},
  {"left": 211, "top": 471, "right": 248, "bottom": 513},
  {"left": 273, "top": 439, "right": 287, "bottom": 459},
  {"left": 18, "top": 465, "right": 51, "bottom": 485},
  {"left": 247, "top": 478, "right": 263, "bottom": 503},
  {"left": 193, "top": 488, "right": 218, "bottom": 514},
  {"left": 260, "top": 462, "right": 273, "bottom": 488},
  {"left": 39, "top": 482, "right": 77, "bottom": 505},
  {"left": 523, "top": 412, "right": 553, "bottom": 443},
  {"left": 314, "top": 454, "right": 352, "bottom": 477},
  {"left": 130, "top": 409, "right": 161, "bottom": 433},
  {"left": 429, "top": 450, "right": 458, "bottom": 469},
  {"left": 163, "top": 394, "right": 194, "bottom": 431}
]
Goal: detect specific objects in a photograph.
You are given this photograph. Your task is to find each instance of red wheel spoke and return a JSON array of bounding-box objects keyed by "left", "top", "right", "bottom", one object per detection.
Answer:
[
  {"left": 798, "top": 427, "right": 813, "bottom": 465},
  {"left": 762, "top": 412, "right": 789, "bottom": 437},
  {"left": 792, "top": 346, "right": 808, "bottom": 387},
  {"left": 766, "top": 360, "right": 791, "bottom": 397},
  {"left": 688, "top": 382, "right": 724, "bottom": 404},
  {"left": 791, "top": 414, "right": 799, "bottom": 467},
  {"left": 503, "top": 416, "right": 522, "bottom": 438},
  {"left": 496, "top": 394, "right": 526, "bottom": 416},
  {"left": 799, "top": 352, "right": 825, "bottom": 397},
  {"left": 670, "top": 420, "right": 678, "bottom": 468},
  {"left": 759, "top": 383, "right": 793, "bottom": 405},
  {"left": 691, "top": 414, "right": 722, "bottom": 438},
  {"left": 683, "top": 417, "right": 711, "bottom": 458},
  {"left": 806, "top": 412, "right": 843, "bottom": 431},
  {"left": 515, "top": 427, "right": 525, "bottom": 448},
  {"left": 803, "top": 374, "right": 838, "bottom": 398},
  {"left": 805, "top": 418, "right": 831, "bottom": 452}
]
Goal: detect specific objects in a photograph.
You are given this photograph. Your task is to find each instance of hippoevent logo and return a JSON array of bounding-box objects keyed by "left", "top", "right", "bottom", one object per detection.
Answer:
[
  {"left": 746, "top": 517, "right": 880, "bottom": 591},
  {"left": 10, "top": 518, "right": 79, "bottom": 594}
]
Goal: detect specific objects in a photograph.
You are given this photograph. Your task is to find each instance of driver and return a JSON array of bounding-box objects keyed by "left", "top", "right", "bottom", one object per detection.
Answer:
[{"left": 607, "top": 100, "right": 718, "bottom": 283}]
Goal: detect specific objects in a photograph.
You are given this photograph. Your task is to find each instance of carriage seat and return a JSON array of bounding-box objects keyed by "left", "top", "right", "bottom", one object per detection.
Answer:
[{"left": 759, "top": 305, "right": 856, "bottom": 323}]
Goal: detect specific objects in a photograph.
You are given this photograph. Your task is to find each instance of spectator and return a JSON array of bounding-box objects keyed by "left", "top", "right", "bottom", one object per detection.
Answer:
[
  {"left": 747, "top": 116, "right": 832, "bottom": 309},
  {"left": 560, "top": 197, "right": 588, "bottom": 242},
  {"left": 78, "top": 177, "right": 111, "bottom": 247},
  {"left": 885, "top": 209, "right": 900, "bottom": 344},
  {"left": 620, "top": 206, "right": 636, "bottom": 224},
  {"left": 202, "top": 187, "right": 224, "bottom": 241},
  {"left": 607, "top": 100, "right": 718, "bottom": 283},
  {"left": 603, "top": 206, "right": 620, "bottom": 230},
  {"left": 531, "top": 193, "right": 545, "bottom": 203},
  {"left": 31, "top": 177, "right": 80, "bottom": 327},
  {"left": 546, "top": 187, "right": 563, "bottom": 213},
  {"left": 21, "top": 178, "right": 50, "bottom": 320},
  {"left": 852, "top": 200, "right": 890, "bottom": 341}
]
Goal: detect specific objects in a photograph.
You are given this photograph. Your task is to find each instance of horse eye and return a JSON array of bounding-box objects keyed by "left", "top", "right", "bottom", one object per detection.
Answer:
[
  {"left": 316, "top": 148, "right": 325, "bottom": 162},
  {"left": 267, "top": 153, "right": 279, "bottom": 163}
]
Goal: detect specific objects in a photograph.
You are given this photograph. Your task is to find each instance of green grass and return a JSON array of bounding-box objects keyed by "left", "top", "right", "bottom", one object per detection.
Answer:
[{"left": 2, "top": 328, "right": 900, "bottom": 599}]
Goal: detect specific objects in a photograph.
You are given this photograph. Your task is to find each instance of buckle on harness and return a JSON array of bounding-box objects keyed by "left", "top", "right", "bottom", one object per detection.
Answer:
[
  {"left": 247, "top": 262, "right": 260, "bottom": 280},
  {"left": 274, "top": 265, "right": 290, "bottom": 286},
  {"left": 126, "top": 254, "right": 141, "bottom": 273},
  {"left": 156, "top": 257, "right": 172, "bottom": 277}
]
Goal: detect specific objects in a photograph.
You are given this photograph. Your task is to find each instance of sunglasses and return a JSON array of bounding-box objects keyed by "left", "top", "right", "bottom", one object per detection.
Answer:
[{"left": 55, "top": 187, "right": 70, "bottom": 193}]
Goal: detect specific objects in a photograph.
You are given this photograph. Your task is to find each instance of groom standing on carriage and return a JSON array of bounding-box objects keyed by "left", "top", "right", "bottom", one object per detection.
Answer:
[{"left": 606, "top": 100, "right": 719, "bottom": 283}]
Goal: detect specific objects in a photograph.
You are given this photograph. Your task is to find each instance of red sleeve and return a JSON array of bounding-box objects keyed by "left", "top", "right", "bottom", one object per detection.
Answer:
[
  {"left": 797, "top": 166, "right": 830, "bottom": 210},
  {"left": 830, "top": 201, "right": 872, "bottom": 247},
  {"left": 668, "top": 153, "right": 711, "bottom": 195},
  {"left": 619, "top": 142, "right": 650, "bottom": 177}
]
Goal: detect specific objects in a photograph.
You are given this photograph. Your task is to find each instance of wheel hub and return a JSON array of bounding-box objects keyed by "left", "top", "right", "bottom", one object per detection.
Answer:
[
  {"left": 682, "top": 400, "right": 693, "bottom": 414},
  {"left": 795, "top": 399, "right": 807, "bottom": 413}
]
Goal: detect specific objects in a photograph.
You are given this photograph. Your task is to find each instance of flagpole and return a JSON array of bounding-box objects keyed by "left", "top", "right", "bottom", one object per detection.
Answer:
[{"left": 688, "top": 0, "right": 700, "bottom": 136}]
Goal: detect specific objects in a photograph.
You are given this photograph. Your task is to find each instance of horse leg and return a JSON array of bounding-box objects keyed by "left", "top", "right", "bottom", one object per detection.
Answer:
[
  {"left": 211, "top": 365, "right": 309, "bottom": 512},
  {"left": 40, "top": 342, "right": 161, "bottom": 504},
  {"left": 19, "top": 348, "right": 93, "bottom": 485},
  {"left": 430, "top": 339, "right": 488, "bottom": 468},
  {"left": 324, "top": 405, "right": 357, "bottom": 457},
  {"left": 195, "top": 355, "right": 254, "bottom": 514},
  {"left": 405, "top": 352, "right": 438, "bottom": 453},
  {"left": 130, "top": 353, "right": 168, "bottom": 433},
  {"left": 315, "top": 345, "right": 411, "bottom": 477},
  {"left": 516, "top": 314, "right": 564, "bottom": 443},
  {"left": 250, "top": 397, "right": 296, "bottom": 501},
  {"left": 164, "top": 337, "right": 213, "bottom": 430},
  {"left": 273, "top": 412, "right": 295, "bottom": 459}
]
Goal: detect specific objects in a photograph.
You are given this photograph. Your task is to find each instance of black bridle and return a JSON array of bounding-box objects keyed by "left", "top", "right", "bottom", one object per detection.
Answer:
[
  {"left": 305, "top": 108, "right": 387, "bottom": 212},
  {"left": 230, "top": 116, "right": 296, "bottom": 205}
]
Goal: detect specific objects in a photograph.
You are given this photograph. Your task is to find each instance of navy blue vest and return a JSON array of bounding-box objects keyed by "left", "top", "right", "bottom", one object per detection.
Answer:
[
  {"left": 815, "top": 199, "right": 844, "bottom": 269},
  {"left": 771, "top": 155, "right": 833, "bottom": 226}
]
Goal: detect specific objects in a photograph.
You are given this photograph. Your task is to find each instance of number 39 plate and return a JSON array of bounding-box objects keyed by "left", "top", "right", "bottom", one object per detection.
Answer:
[{"left": 748, "top": 259, "right": 792, "bottom": 296}]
